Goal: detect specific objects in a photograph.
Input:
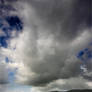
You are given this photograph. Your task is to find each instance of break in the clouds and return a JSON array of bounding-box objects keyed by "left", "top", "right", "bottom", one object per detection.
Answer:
[
  {"left": 0, "top": 0, "right": 92, "bottom": 91},
  {"left": 0, "top": 0, "right": 23, "bottom": 85}
]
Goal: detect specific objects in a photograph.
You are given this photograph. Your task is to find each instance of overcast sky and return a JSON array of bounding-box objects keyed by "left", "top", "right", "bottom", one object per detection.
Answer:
[{"left": 0, "top": 0, "right": 92, "bottom": 92}]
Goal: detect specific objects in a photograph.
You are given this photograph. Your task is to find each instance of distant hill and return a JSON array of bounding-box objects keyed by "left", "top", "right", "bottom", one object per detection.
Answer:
[
  {"left": 67, "top": 89, "right": 92, "bottom": 92},
  {"left": 50, "top": 89, "right": 92, "bottom": 92}
]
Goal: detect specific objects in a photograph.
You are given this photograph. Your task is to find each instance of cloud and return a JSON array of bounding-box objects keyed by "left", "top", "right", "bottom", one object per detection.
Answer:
[
  {"left": 31, "top": 77, "right": 90, "bottom": 92},
  {"left": 0, "top": 0, "right": 23, "bottom": 85},
  {"left": 13, "top": 0, "right": 92, "bottom": 85},
  {"left": 0, "top": 0, "right": 92, "bottom": 91},
  {"left": 24, "top": 0, "right": 91, "bottom": 40},
  {"left": 0, "top": 62, "right": 8, "bottom": 84}
]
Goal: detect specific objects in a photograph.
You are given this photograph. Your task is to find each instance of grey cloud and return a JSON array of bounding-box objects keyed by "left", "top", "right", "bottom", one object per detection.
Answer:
[
  {"left": 13, "top": 0, "right": 92, "bottom": 89},
  {"left": 0, "top": 84, "right": 10, "bottom": 92},
  {"left": 31, "top": 78, "right": 89, "bottom": 92},
  {"left": 24, "top": 0, "right": 92, "bottom": 40},
  {"left": 0, "top": 63, "right": 8, "bottom": 84}
]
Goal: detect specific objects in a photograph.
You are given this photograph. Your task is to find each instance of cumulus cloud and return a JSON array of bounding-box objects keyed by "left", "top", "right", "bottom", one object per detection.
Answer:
[
  {"left": 13, "top": 0, "right": 92, "bottom": 85},
  {"left": 0, "top": 0, "right": 92, "bottom": 91}
]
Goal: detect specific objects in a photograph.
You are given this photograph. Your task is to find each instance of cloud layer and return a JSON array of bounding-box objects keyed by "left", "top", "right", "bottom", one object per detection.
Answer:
[{"left": 0, "top": 0, "right": 92, "bottom": 91}]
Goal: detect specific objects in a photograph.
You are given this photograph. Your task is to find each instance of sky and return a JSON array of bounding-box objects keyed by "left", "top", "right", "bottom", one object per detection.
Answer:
[
  {"left": 0, "top": 0, "right": 92, "bottom": 92},
  {"left": 0, "top": 84, "right": 32, "bottom": 92}
]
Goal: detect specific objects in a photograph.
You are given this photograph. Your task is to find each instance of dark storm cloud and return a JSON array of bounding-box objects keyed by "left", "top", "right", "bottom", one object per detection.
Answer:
[
  {"left": 12, "top": 0, "right": 92, "bottom": 88},
  {"left": 37, "top": 78, "right": 89, "bottom": 91},
  {"left": 26, "top": 0, "right": 92, "bottom": 40}
]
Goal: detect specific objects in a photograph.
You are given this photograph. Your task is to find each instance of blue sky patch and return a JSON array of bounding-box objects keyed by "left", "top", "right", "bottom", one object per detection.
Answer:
[
  {"left": 0, "top": 36, "right": 9, "bottom": 48},
  {"left": 77, "top": 44, "right": 92, "bottom": 73},
  {"left": 8, "top": 68, "right": 18, "bottom": 83},
  {"left": 5, "top": 16, "right": 23, "bottom": 31},
  {"left": 0, "top": 15, "right": 23, "bottom": 48},
  {"left": 5, "top": 57, "right": 9, "bottom": 63}
]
